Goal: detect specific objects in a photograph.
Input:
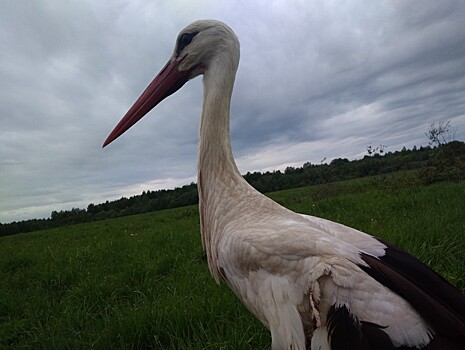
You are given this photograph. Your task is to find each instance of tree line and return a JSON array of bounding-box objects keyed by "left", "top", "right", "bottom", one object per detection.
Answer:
[{"left": 1, "top": 141, "right": 464, "bottom": 237}]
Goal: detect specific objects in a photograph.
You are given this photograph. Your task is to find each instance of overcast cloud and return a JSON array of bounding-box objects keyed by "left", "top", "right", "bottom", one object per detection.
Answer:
[{"left": 1, "top": 0, "right": 464, "bottom": 222}]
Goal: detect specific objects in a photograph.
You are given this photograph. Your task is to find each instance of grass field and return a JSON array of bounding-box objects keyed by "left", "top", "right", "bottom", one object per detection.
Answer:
[{"left": 1, "top": 174, "right": 464, "bottom": 349}]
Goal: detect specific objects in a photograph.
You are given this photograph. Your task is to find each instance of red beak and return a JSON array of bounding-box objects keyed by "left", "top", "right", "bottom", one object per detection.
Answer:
[{"left": 103, "top": 59, "right": 190, "bottom": 147}]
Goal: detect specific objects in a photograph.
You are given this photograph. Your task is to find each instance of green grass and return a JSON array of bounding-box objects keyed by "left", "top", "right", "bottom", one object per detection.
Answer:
[{"left": 1, "top": 175, "right": 464, "bottom": 349}]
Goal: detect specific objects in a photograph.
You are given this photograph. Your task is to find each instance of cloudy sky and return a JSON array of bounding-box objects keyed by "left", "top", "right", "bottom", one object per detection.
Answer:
[{"left": 1, "top": 0, "right": 465, "bottom": 223}]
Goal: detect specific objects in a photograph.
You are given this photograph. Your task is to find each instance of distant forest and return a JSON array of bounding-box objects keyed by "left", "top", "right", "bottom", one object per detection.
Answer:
[{"left": 2, "top": 141, "right": 464, "bottom": 237}]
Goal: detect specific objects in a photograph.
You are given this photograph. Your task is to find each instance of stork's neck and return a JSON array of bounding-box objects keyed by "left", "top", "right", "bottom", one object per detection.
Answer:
[
  {"left": 197, "top": 56, "right": 249, "bottom": 281},
  {"left": 198, "top": 58, "right": 241, "bottom": 182}
]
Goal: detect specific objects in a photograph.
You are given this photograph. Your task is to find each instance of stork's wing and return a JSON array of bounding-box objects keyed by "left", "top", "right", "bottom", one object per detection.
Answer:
[
  {"left": 300, "top": 214, "right": 465, "bottom": 348},
  {"left": 359, "top": 240, "right": 465, "bottom": 346}
]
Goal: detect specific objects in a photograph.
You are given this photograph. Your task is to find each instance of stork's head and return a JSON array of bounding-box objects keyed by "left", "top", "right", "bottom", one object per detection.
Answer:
[{"left": 103, "top": 20, "right": 239, "bottom": 147}]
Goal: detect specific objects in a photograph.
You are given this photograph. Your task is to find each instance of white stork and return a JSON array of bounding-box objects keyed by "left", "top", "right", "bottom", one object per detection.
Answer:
[{"left": 103, "top": 20, "right": 465, "bottom": 350}]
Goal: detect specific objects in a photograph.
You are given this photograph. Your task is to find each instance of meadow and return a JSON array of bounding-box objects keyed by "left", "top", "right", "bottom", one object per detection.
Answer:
[{"left": 1, "top": 174, "right": 464, "bottom": 349}]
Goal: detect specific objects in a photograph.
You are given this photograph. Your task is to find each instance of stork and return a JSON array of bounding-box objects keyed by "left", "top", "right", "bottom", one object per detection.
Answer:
[{"left": 103, "top": 20, "right": 465, "bottom": 350}]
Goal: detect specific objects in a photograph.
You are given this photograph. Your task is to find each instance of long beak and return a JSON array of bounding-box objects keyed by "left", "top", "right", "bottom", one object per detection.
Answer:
[{"left": 103, "top": 59, "right": 190, "bottom": 147}]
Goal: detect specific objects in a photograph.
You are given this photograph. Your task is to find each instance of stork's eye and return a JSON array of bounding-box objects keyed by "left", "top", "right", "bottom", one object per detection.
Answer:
[{"left": 177, "top": 32, "right": 199, "bottom": 56}]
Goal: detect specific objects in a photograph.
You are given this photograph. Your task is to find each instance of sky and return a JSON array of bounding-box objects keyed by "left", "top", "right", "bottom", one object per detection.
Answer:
[{"left": 1, "top": 0, "right": 465, "bottom": 223}]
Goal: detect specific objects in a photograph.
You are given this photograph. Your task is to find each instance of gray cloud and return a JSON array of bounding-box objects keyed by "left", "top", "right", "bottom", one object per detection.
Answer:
[{"left": 1, "top": 0, "right": 465, "bottom": 222}]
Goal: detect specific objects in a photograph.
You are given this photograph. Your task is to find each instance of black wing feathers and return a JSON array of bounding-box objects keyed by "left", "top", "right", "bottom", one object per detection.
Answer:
[
  {"left": 359, "top": 239, "right": 465, "bottom": 348},
  {"left": 325, "top": 304, "right": 463, "bottom": 350},
  {"left": 327, "top": 305, "right": 400, "bottom": 350}
]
